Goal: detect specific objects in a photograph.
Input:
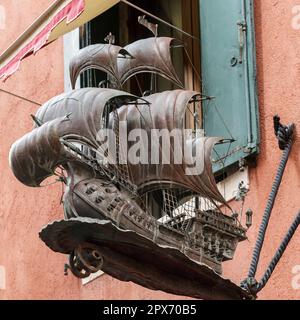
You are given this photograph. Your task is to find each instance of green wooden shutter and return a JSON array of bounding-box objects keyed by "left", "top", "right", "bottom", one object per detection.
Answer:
[{"left": 200, "top": 0, "right": 259, "bottom": 174}]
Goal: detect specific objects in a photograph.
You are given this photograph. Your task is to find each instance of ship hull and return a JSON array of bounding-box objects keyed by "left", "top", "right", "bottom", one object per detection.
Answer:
[
  {"left": 40, "top": 217, "right": 248, "bottom": 300},
  {"left": 38, "top": 177, "right": 248, "bottom": 300},
  {"left": 62, "top": 178, "right": 246, "bottom": 273}
]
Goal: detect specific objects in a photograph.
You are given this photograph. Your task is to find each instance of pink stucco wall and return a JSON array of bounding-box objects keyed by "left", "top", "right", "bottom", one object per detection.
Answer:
[
  {"left": 0, "top": 0, "right": 299, "bottom": 300},
  {"left": 0, "top": 0, "right": 80, "bottom": 300}
]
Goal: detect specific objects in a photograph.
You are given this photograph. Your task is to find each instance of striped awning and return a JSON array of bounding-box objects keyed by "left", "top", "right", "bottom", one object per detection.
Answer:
[{"left": 0, "top": 0, "right": 120, "bottom": 81}]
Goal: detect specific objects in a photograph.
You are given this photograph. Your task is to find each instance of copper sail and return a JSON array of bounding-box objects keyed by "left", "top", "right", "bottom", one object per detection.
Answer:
[
  {"left": 9, "top": 88, "right": 139, "bottom": 187},
  {"left": 69, "top": 37, "right": 184, "bottom": 89},
  {"left": 116, "top": 90, "right": 226, "bottom": 205},
  {"left": 9, "top": 88, "right": 225, "bottom": 205},
  {"left": 9, "top": 117, "right": 72, "bottom": 187},
  {"left": 118, "top": 37, "right": 184, "bottom": 87},
  {"left": 69, "top": 44, "right": 131, "bottom": 89}
]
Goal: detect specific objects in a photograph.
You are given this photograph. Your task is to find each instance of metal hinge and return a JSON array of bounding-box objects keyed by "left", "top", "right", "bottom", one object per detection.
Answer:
[
  {"left": 237, "top": 21, "right": 247, "bottom": 64},
  {"left": 243, "top": 142, "right": 256, "bottom": 154}
]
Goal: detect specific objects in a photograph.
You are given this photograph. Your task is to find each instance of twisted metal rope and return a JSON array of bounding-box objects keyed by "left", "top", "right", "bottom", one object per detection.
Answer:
[
  {"left": 256, "top": 211, "right": 300, "bottom": 292},
  {"left": 241, "top": 116, "right": 295, "bottom": 297},
  {"left": 247, "top": 137, "right": 293, "bottom": 279}
]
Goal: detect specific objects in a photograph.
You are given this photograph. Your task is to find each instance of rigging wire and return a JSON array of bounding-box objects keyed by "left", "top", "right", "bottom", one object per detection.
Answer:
[
  {"left": 0, "top": 88, "right": 42, "bottom": 106},
  {"left": 209, "top": 99, "right": 235, "bottom": 141},
  {"left": 182, "top": 46, "right": 238, "bottom": 198},
  {"left": 121, "top": 0, "right": 200, "bottom": 42},
  {"left": 182, "top": 47, "right": 235, "bottom": 142},
  {"left": 183, "top": 47, "right": 236, "bottom": 201},
  {"left": 212, "top": 140, "right": 233, "bottom": 214},
  {"left": 134, "top": 75, "right": 144, "bottom": 97}
]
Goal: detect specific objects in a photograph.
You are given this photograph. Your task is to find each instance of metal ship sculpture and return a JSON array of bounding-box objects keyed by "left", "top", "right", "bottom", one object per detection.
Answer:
[{"left": 8, "top": 23, "right": 251, "bottom": 300}]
